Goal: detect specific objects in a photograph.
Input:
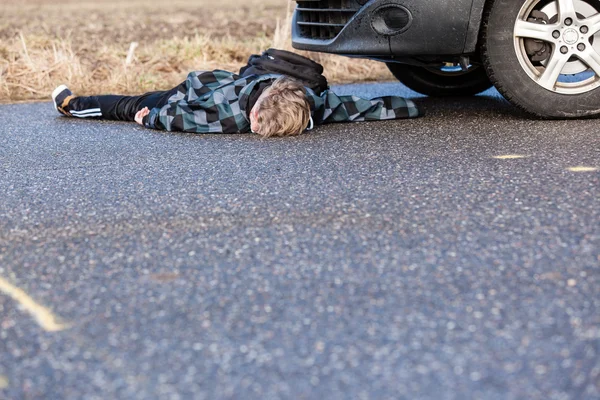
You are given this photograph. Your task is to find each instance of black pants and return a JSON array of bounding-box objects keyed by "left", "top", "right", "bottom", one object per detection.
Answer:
[{"left": 67, "top": 88, "right": 178, "bottom": 121}]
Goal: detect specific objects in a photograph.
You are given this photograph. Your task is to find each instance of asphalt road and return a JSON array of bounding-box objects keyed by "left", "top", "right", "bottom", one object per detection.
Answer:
[{"left": 0, "top": 83, "right": 598, "bottom": 400}]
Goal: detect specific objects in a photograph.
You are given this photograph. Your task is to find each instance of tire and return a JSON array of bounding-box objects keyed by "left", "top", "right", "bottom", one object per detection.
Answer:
[
  {"left": 386, "top": 63, "right": 493, "bottom": 96},
  {"left": 481, "top": 0, "right": 600, "bottom": 118}
]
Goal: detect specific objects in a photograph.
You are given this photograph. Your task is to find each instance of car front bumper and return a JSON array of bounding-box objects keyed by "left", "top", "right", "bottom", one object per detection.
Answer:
[{"left": 291, "top": 0, "right": 477, "bottom": 58}]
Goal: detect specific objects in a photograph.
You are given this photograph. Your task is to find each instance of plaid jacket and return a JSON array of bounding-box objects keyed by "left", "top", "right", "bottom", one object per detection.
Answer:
[{"left": 144, "top": 70, "right": 419, "bottom": 133}]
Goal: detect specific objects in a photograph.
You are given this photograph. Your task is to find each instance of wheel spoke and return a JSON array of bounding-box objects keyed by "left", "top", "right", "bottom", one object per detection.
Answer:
[
  {"left": 538, "top": 50, "right": 571, "bottom": 90},
  {"left": 578, "top": 46, "right": 600, "bottom": 76},
  {"left": 514, "top": 20, "right": 557, "bottom": 41},
  {"left": 557, "top": 0, "right": 578, "bottom": 20},
  {"left": 581, "top": 12, "right": 600, "bottom": 35}
]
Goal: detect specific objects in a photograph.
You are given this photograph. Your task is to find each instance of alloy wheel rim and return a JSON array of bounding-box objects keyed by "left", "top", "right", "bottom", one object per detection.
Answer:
[{"left": 513, "top": 0, "right": 600, "bottom": 94}]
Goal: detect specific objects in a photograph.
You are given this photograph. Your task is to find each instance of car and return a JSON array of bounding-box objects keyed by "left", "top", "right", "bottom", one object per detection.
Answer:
[{"left": 291, "top": 0, "right": 600, "bottom": 118}]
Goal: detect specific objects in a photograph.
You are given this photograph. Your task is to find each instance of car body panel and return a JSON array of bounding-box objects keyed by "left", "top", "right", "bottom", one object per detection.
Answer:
[
  {"left": 389, "top": 0, "right": 474, "bottom": 55},
  {"left": 464, "top": 0, "right": 487, "bottom": 53},
  {"left": 292, "top": 0, "right": 488, "bottom": 57}
]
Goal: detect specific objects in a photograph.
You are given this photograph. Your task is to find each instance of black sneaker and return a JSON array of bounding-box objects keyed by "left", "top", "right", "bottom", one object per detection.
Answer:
[{"left": 51, "top": 85, "right": 74, "bottom": 116}]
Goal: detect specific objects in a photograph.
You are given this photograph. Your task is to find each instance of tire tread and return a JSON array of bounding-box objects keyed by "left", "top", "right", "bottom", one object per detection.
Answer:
[
  {"left": 480, "top": 0, "right": 551, "bottom": 119},
  {"left": 480, "top": 0, "right": 600, "bottom": 119}
]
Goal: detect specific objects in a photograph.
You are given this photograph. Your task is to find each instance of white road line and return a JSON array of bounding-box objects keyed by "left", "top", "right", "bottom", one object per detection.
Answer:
[
  {"left": 0, "top": 276, "right": 70, "bottom": 332},
  {"left": 492, "top": 154, "right": 529, "bottom": 159},
  {"left": 567, "top": 166, "right": 598, "bottom": 172}
]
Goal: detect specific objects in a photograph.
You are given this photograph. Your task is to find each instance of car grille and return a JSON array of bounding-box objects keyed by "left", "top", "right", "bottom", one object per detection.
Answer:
[{"left": 294, "top": 0, "right": 361, "bottom": 40}]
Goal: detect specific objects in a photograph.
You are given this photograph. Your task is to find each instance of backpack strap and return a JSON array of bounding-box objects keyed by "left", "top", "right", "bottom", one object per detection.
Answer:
[
  {"left": 239, "top": 49, "right": 329, "bottom": 95},
  {"left": 264, "top": 49, "right": 324, "bottom": 74}
]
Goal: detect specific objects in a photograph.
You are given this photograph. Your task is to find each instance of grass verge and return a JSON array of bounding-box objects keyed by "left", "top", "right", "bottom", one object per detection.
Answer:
[{"left": 0, "top": 0, "right": 393, "bottom": 103}]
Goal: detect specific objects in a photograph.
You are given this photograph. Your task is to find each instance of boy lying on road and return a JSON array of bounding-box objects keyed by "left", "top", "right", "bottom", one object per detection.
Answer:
[{"left": 52, "top": 49, "right": 419, "bottom": 138}]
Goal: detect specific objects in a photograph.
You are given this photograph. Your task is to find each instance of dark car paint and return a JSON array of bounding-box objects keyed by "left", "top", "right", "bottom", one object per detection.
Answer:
[
  {"left": 292, "top": 0, "right": 489, "bottom": 58},
  {"left": 464, "top": 0, "right": 488, "bottom": 53},
  {"left": 292, "top": 0, "right": 396, "bottom": 57}
]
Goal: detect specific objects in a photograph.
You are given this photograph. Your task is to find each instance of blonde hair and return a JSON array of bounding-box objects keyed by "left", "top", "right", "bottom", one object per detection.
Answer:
[{"left": 254, "top": 76, "right": 311, "bottom": 138}]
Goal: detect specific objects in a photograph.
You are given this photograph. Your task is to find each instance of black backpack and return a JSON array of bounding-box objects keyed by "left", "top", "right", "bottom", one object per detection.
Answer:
[{"left": 239, "top": 48, "right": 329, "bottom": 95}]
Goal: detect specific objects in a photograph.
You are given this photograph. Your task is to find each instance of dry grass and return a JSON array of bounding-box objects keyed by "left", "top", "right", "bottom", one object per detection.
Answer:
[{"left": 0, "top": 0, "right": 393, "bottom": 103}]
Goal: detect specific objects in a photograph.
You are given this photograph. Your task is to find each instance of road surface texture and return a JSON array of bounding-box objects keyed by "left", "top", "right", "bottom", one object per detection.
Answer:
[{"left": 0, "top": 83, "right": 598, "bottom": 400}]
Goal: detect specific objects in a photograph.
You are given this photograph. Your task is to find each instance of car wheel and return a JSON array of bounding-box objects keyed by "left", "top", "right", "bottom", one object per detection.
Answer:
[
  {"left": 386, "top": 63, "right": 493, "bottom": 96},
  {"left": 481, "top": 0, "right": 600, "bottom": 118}
]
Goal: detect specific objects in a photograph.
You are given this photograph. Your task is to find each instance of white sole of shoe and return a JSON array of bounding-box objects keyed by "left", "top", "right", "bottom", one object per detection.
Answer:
[{"left": 51, "top": 84, "right": 69, "bottom": 111}]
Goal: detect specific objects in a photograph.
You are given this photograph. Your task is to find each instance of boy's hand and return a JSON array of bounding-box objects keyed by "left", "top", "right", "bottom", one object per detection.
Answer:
[{"left": 135, "top": 107, "right": 150, "bottom": 125}]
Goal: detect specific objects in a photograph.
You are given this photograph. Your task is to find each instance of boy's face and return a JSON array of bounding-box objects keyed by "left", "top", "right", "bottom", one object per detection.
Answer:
[
  {"left": 249, "top": 87, "right": 271, "bottom": 134},
  {"left": 250, "top": 108, "right": 260, "bottom": 133}
]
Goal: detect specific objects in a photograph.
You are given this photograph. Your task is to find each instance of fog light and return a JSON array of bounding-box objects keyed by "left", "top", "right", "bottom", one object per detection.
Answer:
[{"left": 371, "top": 5, "right": 412, "bottom": 36}]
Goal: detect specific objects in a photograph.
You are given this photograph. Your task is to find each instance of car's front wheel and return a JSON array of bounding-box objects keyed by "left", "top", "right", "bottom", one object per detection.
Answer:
[
  {"left": 481, "top": 0, "right": 600, "bottom": 118},
  {"left": 386, "top": 63, "right": 493, "bottom": 97}
]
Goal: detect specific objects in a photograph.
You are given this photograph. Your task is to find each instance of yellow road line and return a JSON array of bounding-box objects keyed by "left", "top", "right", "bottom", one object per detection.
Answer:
[
  {"left": 567, "top": 166, "right": 598, "bottom": 172},
  {"left": 0, "top": 375, "right": 8, "bottom": 389},
  {"left": 0, "top": 276, "right": 70, "bottom": 332},
  {"left": 492, "top": 155, "right": 528, "bottom": 159}
]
